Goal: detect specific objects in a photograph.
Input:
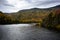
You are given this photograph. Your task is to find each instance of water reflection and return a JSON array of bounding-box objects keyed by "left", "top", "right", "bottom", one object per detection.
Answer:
[{"left": 0, "top": 24, "right": 60, "bottom": 40}]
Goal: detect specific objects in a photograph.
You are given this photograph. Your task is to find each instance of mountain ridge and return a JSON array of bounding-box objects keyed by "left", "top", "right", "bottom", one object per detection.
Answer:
[
  {"left": 0, "top": 5, "right": 60, "bottom": 13},
  {"left": 17, "top": 5, "right": 60, "bottom": 12}
]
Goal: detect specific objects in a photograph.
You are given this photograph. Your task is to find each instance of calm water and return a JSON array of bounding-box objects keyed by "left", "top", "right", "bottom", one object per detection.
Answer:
[{"left": 0, "top": 24, "right": 60, "bottom": 40}]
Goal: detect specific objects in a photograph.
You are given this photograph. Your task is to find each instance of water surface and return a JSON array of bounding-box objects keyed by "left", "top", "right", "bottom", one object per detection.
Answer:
[{"left": 0, "top": 24, "right": 60, "bottom": 40}]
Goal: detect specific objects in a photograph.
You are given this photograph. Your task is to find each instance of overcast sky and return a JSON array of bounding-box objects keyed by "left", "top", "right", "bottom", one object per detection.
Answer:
[{"left": 0, "top": 0, "right": 60, "bottom": 13}]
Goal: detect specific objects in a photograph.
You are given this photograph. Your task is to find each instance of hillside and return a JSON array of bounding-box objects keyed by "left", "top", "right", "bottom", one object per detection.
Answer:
[
  {"left": 41, "top": 5, "right": 60, "bottom": 31},
  {"left": 4, "top": 8, "right": 49, "bottom": 23},
  {"left": 0, "top": 5, "right": 60, "bottom": 24}
]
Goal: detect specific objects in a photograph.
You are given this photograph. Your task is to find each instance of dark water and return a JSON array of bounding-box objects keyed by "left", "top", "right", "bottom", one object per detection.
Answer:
[{"left": 0, "top": 24, "right": 60, "bottom": 40}]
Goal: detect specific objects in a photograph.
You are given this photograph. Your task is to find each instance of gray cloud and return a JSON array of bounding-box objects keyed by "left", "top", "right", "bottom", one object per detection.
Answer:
[
  {"left": 35, "top": 1, "right": 60, "bottom": 6},
  {"left": 0, "top": 0, "right": 60, "bottom": 13},
  {"left": 3, "top": 4, "right": 14, "bottom": 7},
  {"left": 0, "top": 0, "right": 7, "bottom": 3},
  {"left": 0, "top": 0, "right": 14, "bottom": 7}
]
